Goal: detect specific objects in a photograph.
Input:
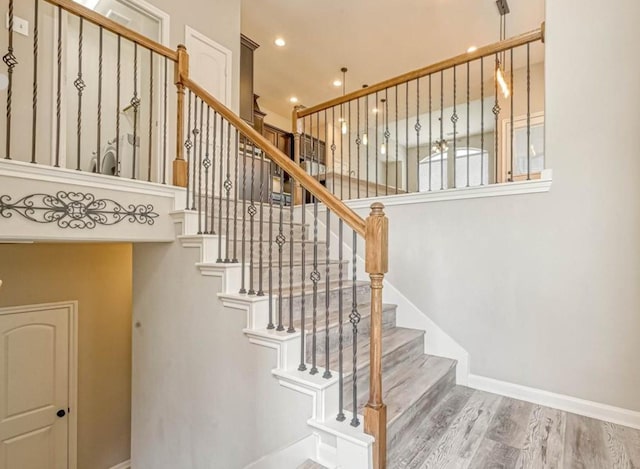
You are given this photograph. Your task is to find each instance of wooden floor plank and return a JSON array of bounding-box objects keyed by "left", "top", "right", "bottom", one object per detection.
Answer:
[
  {"left": 602, "top": 421, "right": 640, "bottom": 469},
  {"left": 468, "top": 439, "right": 520, "bottom": 469},
  {"left": 485, "top": 396, "right": 535, "bottom": 449},
  {"left": 563, "top": 413, "right": 613, "bottom": 469},
  {"left": 388, "top": 386, "right": 475, "bottom": 469},
  {"left": 388, "top": 384, "right": 640, "bottom": 469},
  {"left": 418, "top": 390, "right": 503, "bottom": 469},
  {"left": 517, "top": 405, "right": 566, "bottom": 469}
]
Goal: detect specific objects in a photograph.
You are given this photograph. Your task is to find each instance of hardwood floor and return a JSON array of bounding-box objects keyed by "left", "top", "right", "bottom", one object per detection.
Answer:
[{"left": 389, "top": 386, "right": 640, "bottom": 469}]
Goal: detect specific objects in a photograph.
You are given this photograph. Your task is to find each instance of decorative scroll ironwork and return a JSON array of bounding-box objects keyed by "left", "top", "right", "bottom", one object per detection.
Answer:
[{"left": 0, "top": 191, "right": 158, "bottom": 229}]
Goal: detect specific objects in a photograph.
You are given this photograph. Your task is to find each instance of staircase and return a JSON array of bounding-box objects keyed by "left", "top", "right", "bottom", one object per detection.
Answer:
[{"left": 173, "top": 200, "right": 457, "bottom": 468}]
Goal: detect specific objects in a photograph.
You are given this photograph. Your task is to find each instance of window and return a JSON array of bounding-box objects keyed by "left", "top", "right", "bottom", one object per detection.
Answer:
[
  {"left": 418, "top": 147, "right": 489, "bottom": 191},
  {"left": 502, "top": 112, "right": 545, "bottom": 181}
]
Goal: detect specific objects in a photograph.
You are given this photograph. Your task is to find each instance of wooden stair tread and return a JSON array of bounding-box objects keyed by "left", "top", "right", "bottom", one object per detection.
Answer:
[
  {"left": 347, "top": 354, "right": 456, "bottom": 425},
  {"left": 328, "top": 327, "right": 424, "bottom": 376},
  {"left": 292, "top": 302, "right": 395, "bottom": 330}
]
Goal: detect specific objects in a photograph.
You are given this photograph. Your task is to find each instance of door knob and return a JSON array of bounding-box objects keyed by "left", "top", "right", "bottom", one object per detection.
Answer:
[{"left": 56, "top": 409, "right": 66, "bottom": 418}]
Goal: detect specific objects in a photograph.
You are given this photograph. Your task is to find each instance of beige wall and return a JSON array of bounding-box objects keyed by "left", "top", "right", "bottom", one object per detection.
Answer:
[{"left": 0, "top": 243, "right": 133, "bottom": 469}]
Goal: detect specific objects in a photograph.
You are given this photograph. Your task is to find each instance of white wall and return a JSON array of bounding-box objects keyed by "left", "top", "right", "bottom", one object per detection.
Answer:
[
  {"left": 131, "top": 239, "right": 312, "bottom": 469},
  {"left": 343, "top": 0, "right": 640, "bottom": 413}
]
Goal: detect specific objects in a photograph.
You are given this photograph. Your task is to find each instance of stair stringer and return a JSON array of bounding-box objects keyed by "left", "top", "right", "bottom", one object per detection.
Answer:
[
  {"left": 219, "top": 292, "right": 374, "bottom": 469},
  {"left": 172, "top": 209, "right": 374, "bottom": 469}
]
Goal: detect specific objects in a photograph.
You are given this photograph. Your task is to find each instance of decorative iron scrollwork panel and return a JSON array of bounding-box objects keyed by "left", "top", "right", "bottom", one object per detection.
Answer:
[{"left": 0, "top": 191, "right": 159, "bottom": 229}]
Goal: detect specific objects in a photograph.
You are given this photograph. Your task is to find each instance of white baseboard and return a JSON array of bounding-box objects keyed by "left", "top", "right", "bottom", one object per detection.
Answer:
[
  {"left": 108, "top": 460, "right": 131, "bottom": 469},
  {"left": 244, "top": 435, "right": 319, "bottom": 469},
  {"left": 468, "top": 374, "right": 640, "bottom": 430}
]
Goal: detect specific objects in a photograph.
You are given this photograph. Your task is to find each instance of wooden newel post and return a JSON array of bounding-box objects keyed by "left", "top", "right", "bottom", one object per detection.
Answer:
[
  {"left": 173, "top": 44, "right": 189, "bottom": 187},
  {"left": 364, "top": 202, "right": 388, "bottom": 469}
]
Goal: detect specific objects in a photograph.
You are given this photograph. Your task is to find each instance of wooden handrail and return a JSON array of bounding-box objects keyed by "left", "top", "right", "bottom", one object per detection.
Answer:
[
  {"left": 181, "top": 77, "right": 367, "bottom": 237},
  {"left": 43, "top": 0, "right": 179, "bottom": 61},
  {"left": 297, "top": 26, "right": 544, "bottom": 118}
]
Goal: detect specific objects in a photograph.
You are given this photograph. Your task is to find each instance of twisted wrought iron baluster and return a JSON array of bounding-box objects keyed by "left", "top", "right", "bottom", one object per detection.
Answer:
[
  {"left": 55, "top": 7, "right": 62, "bottom": 167},
  {"left": 481, "top": 57, "right": 485, "bottom": 185},
  {"left": 267, "top": 159, "right": 274, "bottom": 329},
  {"left": 310, "top": 154, "right": 320, "bottom": 374},
  {"left": 527, "top": 43, "right": 531, "bottom": 180},
  {"left": 239, "top": 134, "right": 248, "bottom": 293},
  {"left": 31, "top": 0, "right": 39, "bottom": 164},
  {"left": 452, "top": 66, "right": 458, "bottom": 188},
  {"left": 162, "top": 58, "right": 168, "bottom": 184},
  {"left": 509, "top": 48, "right": 515, "bottom": 182},
  {"left": 336, "top": 218, "right": 345, "bottom": 421},
  {"left": 4, "top": 0, "right": 17, "bottom": 160},
  {"left": 384, "top": 89, "right": 390, "bottom": 196},
  {"left": 276, "top": 151, "right": 285, "bottom": 330},
  {"left": 184, "top": 91, "right": 193, "bottom": 208},
  {"left": 323, "top": 208, "right": 332, "bottom": 379},
  {"left": 288, "top": 172, "right": 295, "bottom": 331},
  {"left": 428, "top": 75, "right": 432, "bottom": 191},
  {"left": 257, "top": 149, "right": 265, "bottom": 294},
  {"left": 355, "top": 99, "right": 361, "bottom": 199},
  {"left": 298, "top": 119, "right": 308, "bottom": 370},
  {"left": 364, "top": 96, "right": 369, "bottom": 198},
  {"left": 194, "top": 100, "right": 207, "bottom": 234},
  {"left": 414, "top": 81, "right": 420, "bottom": 193},
  {"left": 395, "top": 85, "right": 399, "bottom": 194},
  {"left": 132, "top": 43, "right": 140, "bottom": 180},
  {"left": 115, "top": 36, "right": 121, "bottom": 175},
  {"left": 248, "top": 141, "right": 257, "bottom": 294},
  {"left": 440, "top": 71, "right": 445, "bottom": 190},
  {"left": 466, "top": 62, "right": 471, "bottom": 187},
  {"left": 493, "top": 54, "right": 501, "bottom": 184},
  {"left": 96, "top": 28, "right": 103, "bottom": 173},
  {"left": 210, "top": 112, "right": 218, "bottom": 234},
  {"left": 203, "top": 107, "right": 211, "bottom": 234},
  {"left": 232, "top": 129, "right": 240, "bottom": 262},
  {"left": 350, "top": 231, "right": 361, "bottom": 427},
  {"left": 75, "top": 18, "right": 85, "bottom": 171},
  {"left": 217, "top": 118, "right": 225, "bottom": 261},
  {"left": 197, "top": 100, "right": 204, "bottom": 234},
  {"left": 347, "top": 102, "right": 352, "bottom": 200},
  {"left": 224, "top": 116, "right": 233, "bottom": 262},
  {"left": 147, "top": 50, "right": 154, "bottom": 182},
  {"left": 375, "top": 92, "right": 379, "bottom": 196}
]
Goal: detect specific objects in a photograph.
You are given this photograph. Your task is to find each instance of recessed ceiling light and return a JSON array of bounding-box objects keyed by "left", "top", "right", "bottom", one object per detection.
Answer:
[
  {"left": 274, "top": 37, "right": 286, "bottom": 47},
  {"left": 289, "top": 96, "right": 299, "bottom": 103},
  {"left": 333, "top": 79, "right": 342, "bottom": 87},
  {"left": 467, "top": 46, "right": 478, "bottom": 53}
]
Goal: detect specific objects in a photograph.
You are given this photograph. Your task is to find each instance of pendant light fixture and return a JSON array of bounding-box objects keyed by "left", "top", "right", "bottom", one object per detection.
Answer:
[
  {"left": 340, "top": 67, "right": 348, "bottom": 135},
  {"left": 496, "top": 0, "right": 511, "bottom": 98}
]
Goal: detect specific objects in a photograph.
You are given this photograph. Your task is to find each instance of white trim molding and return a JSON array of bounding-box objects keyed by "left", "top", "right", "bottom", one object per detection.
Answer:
[
  {"left": 468, "top": 374, "right": 640, "bottom": 430},
  {"left": 318, "top": 169, "right": 553, "bottom": 211},
  {"left": 108, "top": 460, "right": 131, "bottom": 469}
]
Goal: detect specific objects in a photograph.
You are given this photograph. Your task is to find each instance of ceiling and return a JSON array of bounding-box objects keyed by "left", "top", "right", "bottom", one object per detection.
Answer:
[{"left": 241, "top": 0, "right": 545, "bottom": 119}]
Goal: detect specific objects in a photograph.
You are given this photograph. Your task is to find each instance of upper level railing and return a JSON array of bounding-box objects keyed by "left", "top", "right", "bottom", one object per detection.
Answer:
[
  {"left": 1, "top": 1, "right": 390, "bottom": 467},
  {"left": 293, "top": 26, "right": 545, "bottom": 201}
]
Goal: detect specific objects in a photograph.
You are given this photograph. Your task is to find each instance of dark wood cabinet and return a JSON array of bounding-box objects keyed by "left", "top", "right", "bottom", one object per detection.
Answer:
[
  {"left": 240, "top": 35, "right": 259, "bottom": 124},
  {"left": 263, "top": 124, "right": 293, "bottom": 159},
  {"left": 300, "top": 133, "right": 326, "bottom": 165}
]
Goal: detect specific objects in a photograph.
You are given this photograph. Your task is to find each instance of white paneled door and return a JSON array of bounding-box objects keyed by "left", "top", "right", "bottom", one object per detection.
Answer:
[
  {"left": 185, "top": 26, "right": 233, "bottom": 108},
  {"left": 0, "top": 304, "right": 74, "bottom": 469}
]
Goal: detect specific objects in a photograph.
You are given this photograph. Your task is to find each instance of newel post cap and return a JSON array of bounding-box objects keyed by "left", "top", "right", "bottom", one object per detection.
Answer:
[{"left": 365, "top": 203, "right": 388, "bottom": 275}]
